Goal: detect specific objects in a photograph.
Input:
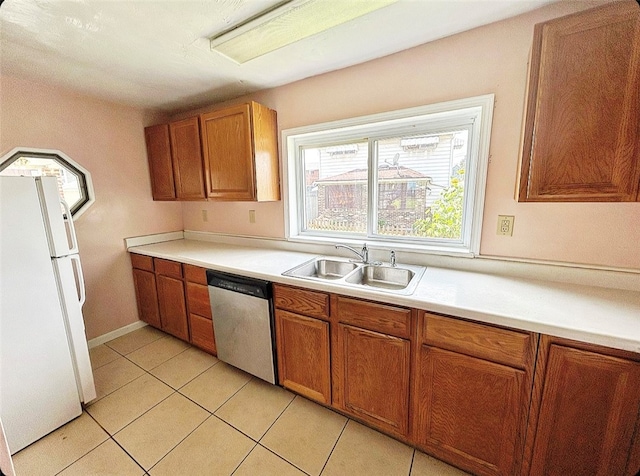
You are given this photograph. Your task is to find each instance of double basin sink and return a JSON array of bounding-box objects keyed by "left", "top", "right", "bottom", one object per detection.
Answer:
[{"left": 282, "top": 257, "right": 426, "bottom": 295}]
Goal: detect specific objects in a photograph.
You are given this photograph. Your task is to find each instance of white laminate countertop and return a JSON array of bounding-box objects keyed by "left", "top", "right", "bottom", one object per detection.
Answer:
[{"left": 128, "top": 239, "right": 640, "bottom": 353}]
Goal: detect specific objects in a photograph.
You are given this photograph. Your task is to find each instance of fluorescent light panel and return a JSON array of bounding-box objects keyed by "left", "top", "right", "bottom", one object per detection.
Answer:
[{"left": 210, "top": 0, "right": 397, "bottom": 64}]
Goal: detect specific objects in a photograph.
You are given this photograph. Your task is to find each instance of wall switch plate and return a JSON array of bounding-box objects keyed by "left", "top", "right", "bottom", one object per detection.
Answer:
[
  {"left": 497, "top": 215, "right": 514, "bottom": 236},
  {"left": 201, "top": 209, "right": 208, "bottom": 222},
  {"left": 249, "top": 210, "right": 256, "bottom": 224}
]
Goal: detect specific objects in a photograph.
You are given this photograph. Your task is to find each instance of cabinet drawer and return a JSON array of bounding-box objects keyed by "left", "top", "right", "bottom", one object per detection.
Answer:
[
  {"left": 189, "top": 313, "right": 216, "bottom": 355},
  {"left": 335, "top": 296, "right": 411, "bottom": 339},
  {"left": 130, "top": 253, "right": 154, "bottom": 272},
  {"left": 154, "top": 258, "right": 183, "bottom": 279},
  {"left": 423, "top": 313, "right": 534, "bottom": 369},
  {"left": 274, "top": 284, "right": 329, "bottom": 320},
  {"left": 184, "top": 264, "right": 208, "bottom": 284},
  {"left": 186, "top": 281, "right": 212, "bottom": 318}
]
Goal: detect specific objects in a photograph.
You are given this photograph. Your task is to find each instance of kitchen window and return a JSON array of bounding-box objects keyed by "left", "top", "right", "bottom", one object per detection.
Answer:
[
  {"left": 0, "top": 148, "right": 95, "bottom": 218},
  {"left": 283, "top": 95, "right": 494, "bottom": 256}
]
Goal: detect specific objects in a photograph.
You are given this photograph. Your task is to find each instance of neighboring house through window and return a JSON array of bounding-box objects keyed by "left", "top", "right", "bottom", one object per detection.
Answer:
[
  {"left": 283, "top": 95, "right": 494, "bottom": 256},
  {"left": 0, "top": 148, "right": 95, "bottom": 219}
]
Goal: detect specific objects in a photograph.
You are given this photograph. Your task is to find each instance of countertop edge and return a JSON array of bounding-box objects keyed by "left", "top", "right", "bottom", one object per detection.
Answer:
[{"left": 128, "top": 241, "right": 640, "bottom": 354}]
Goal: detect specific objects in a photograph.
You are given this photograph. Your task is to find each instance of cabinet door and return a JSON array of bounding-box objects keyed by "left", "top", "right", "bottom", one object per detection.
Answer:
[
  {"left": 334, "top": 323, "right": 410, "bottom": 437},
  {"left": 415, "top": 346, "right": 526, "bottom": 476},
  {"left": 156, "top": 274, "right": 189, "bottom": 341},
  {"left": 275, "top": 309, "right": 331, "bottom": 404},
  {"left": 528, "top": 344, "right": 640, "bottom": 476},
  {"left": 169, "top": 117, "right": 206, "bottom": 200},
  {"left": 144, "top": 124, "right": 176, "bottom": 200},
  {"left": 201, "top": 104, "right": 256, "bottom": 201},
  {"left": 132, "top": 268, "right": 161, "bottom": 328},
  {"left": 519, "top": 2, "right": 640, "bottom": 202}
]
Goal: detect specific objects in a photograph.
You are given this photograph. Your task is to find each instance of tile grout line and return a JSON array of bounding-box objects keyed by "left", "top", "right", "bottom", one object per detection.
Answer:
[
  {"left": 91, "top": 330, "right": 456, "bottom": 476},
  {"left": 252, "top": 390, "right": 297, "bottom": 444},
  {"left": 88, "top": 418, "right": 147, "bottom": 475},
  {"left": 89, "top": 345, "right": 219, "bottom": 474},
  {"left": 317, "top": 415, "right": 350, "bottom": 476},
  {"left": 146, "top": 412, "right": 215, "bottom": 474},
  {"left": 408, "top": 448, "right": 416, "bottom": 476},
  {"left": 253, "top": 441, "right": 313, "bottom": 476},
  {"left": 215, "top": 418, "right": 260, "bottom": 476},
  {"left": 176, "top": 367, "right": 253, "bottom": 416},
  {"left": 51, "top": 415, "right": 107, "bottom": 475}
]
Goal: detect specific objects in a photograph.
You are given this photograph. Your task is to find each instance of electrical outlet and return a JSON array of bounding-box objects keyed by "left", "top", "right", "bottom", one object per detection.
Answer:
[
  {"left": 497, "top": 215, "right": 514, "bottom": 236},
  {"left": 249, "top": 210, "right": 256, "bottom": 224},
  {"left": 201, "top": 209, "right": 208, "bottom": 222}
]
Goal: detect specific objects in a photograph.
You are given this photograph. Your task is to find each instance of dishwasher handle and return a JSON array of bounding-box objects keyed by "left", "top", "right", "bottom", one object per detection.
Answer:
[{"left": 206, "top": 270, "right": 272, "bottom": 300}]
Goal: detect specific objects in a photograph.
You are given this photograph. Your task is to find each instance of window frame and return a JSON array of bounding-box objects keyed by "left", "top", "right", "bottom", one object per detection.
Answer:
[
  {"left": 0, "top": 147, "right": 95, "bottom": 219},
  {"left": 282, "top": 95, "right": 494, "bottom": 256}
]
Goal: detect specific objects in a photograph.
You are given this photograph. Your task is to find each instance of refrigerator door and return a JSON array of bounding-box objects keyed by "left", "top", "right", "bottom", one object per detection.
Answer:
[
  {"left": 53, "top": 255, "right": 96, "bottom": 403},
  {"left": 36, "top": 176, "right": 79, "bottom": 257},
  {"left": 0, "top": 177, "right": 82, "bottom": 454}
]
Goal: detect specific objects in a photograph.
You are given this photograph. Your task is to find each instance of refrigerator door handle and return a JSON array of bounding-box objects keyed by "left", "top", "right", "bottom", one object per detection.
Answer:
[
  {"left": 70, "top": 254, "right": 86, "bottom": 307},
  {"left": 60, "top": 198, "right": 79, "bottom": 255}
]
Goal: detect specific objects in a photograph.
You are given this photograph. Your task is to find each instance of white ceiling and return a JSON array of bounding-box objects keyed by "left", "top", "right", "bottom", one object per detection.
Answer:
[{"left": 0, "top": 0, "right": 554, "bottom": 112}]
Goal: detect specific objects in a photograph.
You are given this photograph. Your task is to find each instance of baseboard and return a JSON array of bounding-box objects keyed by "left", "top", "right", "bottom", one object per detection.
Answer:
[{"left": 88, "top": 321, "right": 148, "bottom": 348}]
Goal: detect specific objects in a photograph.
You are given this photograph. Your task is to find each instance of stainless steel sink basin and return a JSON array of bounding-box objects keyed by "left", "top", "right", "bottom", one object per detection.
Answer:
[
  {"left": 283, "top": 258, "right": 358, "bottom": 280},
  {"left": 282, "top": 257, "right": 426, "bottom": 295},
  {"left": 345, "top": 265, "right": 415, "bottom": 291}
]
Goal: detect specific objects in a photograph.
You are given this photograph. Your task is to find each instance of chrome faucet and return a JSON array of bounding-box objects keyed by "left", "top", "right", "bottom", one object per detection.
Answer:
[
  {"left": 335, "top": 243, "right": 370, "bottom": 264},
  {"left": 390, "top": 250, "right": 397, "bottom": 267}
]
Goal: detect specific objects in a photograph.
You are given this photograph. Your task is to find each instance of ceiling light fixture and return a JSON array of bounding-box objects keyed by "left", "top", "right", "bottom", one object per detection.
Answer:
[{"left": 209, "top": 0, "right": 398, "bottom": 64}]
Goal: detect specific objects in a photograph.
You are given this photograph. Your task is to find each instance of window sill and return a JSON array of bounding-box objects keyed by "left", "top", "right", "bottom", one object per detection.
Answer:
[{"left": 286, "top": 233, "right": 475, "bottom": 259}]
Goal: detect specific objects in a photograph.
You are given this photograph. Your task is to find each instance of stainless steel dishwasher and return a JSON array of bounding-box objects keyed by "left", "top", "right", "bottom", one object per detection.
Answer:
[{"left": 206, "top": 270, "right": 277, "bottom": 384}]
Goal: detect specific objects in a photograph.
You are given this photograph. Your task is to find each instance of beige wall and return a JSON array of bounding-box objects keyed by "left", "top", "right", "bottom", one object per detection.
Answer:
[
  {"left": 0, "top": 75, "right": 183, "bottom": 339},
  {"left": 181, "top": 0, "right": 640, "bottom": 270},
  {"left": 2, "top": 1, "right": 637, "bottom": 342}
]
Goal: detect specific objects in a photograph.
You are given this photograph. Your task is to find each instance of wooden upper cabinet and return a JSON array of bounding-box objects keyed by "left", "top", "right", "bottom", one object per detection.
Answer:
[
  {"left": 169, "top": 117, "right": 206, "bottom": 200},
  {"left": 144, "top": 117, "right": 206, "bottom": 201},
  {"left": 144, "top": 124, "right": 176, "bottom": 200},
  {"left": 524, "top": 337, "right": 640, "bottom": 476},
  {"left": 519, "top": 2, "right": 640, "bottom": 202},
  {"left": 200, "top": 102, "right": 280, "bottom": 201}
]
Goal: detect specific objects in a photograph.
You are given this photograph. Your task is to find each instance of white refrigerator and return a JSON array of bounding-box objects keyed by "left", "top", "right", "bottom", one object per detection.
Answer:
[{"left": 0, "top": 176, "right": 96, "bottom": 454}]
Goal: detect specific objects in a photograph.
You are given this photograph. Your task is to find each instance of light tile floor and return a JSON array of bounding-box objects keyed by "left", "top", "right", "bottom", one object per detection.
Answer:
[{"left": 12, "top": 326, "right": 469, "bottom": 476}]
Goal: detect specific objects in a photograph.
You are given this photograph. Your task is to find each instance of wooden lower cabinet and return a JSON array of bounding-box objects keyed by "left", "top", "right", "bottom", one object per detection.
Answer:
[
  {"left": 523, "top": 337, "right": 640, "bottom": 476},
  {"left": 275, "top": 309, "right": 331, "bottom": 404},
  {"left": 131, "top": 268, "right": 161, "bottom": 328},
  {"left": 273, "top": 284, "right": 331, "bottom": 404},
  {"left": 415, "top": 346, "right": 526, "bottom": 475},
  {"left": 414, "top": 312, "right": 536, "bottom": 476},
  {"left": 334, "top": 323, "right": 411, "bottom": 438},
  {"left": 332, "top": 295, "right": 413, "bottom": 438},
  {"left": 156, "top": 274, "right": 189, "bottom": 341},
  {"left": 131, "top": 271, "right": 640, "bottom": 476},
  {"left": 131, "top": 257, "right": 215, "bottom": 355},
  {"left": 189, "top": 313, "right": 216, "bottom": 354},
  {"left": 184, "top": 265, "right": 216, "bottom": 355}
]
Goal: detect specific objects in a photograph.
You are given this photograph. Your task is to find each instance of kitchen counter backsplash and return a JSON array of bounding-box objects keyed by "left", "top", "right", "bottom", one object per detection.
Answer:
[{"left": 126, "top": 233, "right": 640, "bottom": 353}]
